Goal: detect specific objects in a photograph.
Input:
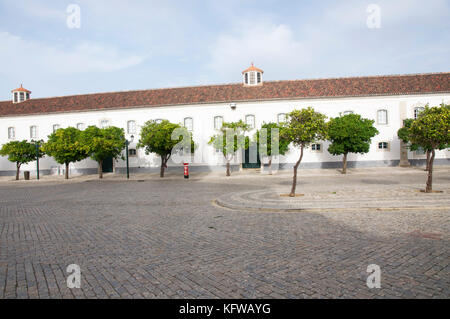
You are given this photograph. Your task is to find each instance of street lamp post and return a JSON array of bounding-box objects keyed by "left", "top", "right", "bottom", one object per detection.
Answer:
[
  {"left": 35, "top": 142, "right": 40, "bottom": 180},
  {"left": 125, "top": 135, "right": 134, "bottom": 179}
]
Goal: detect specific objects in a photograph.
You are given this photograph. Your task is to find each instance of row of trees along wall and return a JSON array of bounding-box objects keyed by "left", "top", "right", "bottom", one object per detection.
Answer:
[{"left": 1, "top": 104, "right": 448, "bottom": 194}]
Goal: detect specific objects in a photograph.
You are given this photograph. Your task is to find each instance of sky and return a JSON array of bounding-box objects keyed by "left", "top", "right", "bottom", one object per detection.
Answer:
[{"left": 0, "top": 0, "right": 449, "bottom": 101}]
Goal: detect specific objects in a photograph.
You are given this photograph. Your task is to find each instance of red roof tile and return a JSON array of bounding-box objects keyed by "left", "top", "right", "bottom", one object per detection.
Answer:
[{"left": 0, "top": 72, "right": 449, "bottom": 117}]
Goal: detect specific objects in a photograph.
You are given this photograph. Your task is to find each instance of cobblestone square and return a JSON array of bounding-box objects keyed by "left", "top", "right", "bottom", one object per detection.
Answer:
[{"left": 0, "top": 167, "right": 449, "bottom": 299}]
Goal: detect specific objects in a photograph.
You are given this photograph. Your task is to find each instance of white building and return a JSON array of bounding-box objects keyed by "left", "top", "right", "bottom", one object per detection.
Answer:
[{"left": 1, "top": 65, "right": 449, "bottom": 176}]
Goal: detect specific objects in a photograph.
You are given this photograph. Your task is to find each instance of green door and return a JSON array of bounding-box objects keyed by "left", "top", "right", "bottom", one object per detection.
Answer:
[
  {"left": 242, "top": 142, "right": 261, "bottom": 169},
  {"left": 102, "top": 157, "right": 114, "bottom": 173}
]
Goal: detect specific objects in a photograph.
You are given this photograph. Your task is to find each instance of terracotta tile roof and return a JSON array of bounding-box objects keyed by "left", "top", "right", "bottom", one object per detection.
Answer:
[
  {"left": 11, "top": 84, "right": 31, "bottom": 93},
  {"left": 0, "top": 72, "right": 449, "bottom": 117},
  {"left": 242, "top": 63, "right": 264, "bottom": 74}
]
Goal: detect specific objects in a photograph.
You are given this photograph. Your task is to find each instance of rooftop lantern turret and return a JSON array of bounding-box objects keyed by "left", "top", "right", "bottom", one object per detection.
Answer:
[
  {"left": 242, "top": 63, "right": 263, "bottom": 86},
  {"left": 11, "top": 84, "right": 31, "bottom": 103}
]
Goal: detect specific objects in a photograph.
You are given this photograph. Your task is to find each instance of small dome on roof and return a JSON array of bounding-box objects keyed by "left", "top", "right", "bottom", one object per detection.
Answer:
[
  {"left": 242, "top": 63, "right": 263, "bottom": 86},
  {"left": 242, "top": 62, "right": 264, "bottom": 74},
  {"left": 11, "top": 84, "right": 31, "bottom": 103},
  {"left": 11, "top": 84, "right": 31, "bottom": 93}
]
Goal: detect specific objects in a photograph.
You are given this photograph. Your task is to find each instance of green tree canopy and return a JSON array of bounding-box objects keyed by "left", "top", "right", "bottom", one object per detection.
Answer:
[
  {"left": 327, "top": 113, "right": 379, "bottom": 174},
  {"left": 138, "top": 120, "right": 194, "bottom": 177},
  {"left": 81, "top": 126, "right": 126, "bottom": 179},
  {"left": 409, "top": 104, "right": 450, "bottom": 192},
  {"left": 208, "top": 120, "right": 249, "bottom": 176},
  {"left": 283, "top": 107, "right": 327, "bottom": 196},
  {"left": 254, "top": 122, "right": 291, "bottom": 174},
  {"left": 0, "top": 140, "right": 44, "bottom": 180},
  {"left": 42, "top": 127, "right": 87, "bottom": 179}
]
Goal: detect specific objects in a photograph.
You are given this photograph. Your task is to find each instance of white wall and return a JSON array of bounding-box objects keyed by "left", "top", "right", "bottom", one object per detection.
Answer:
[{"left": 1, "top": 93, "right": 449, "bottom": 174}]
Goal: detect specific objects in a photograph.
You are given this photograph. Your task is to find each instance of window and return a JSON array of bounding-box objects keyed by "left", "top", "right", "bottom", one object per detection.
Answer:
[
  {"left": 26, "top": 93, "right": 30, "bottom": 100},
  {"left": 30, "top": 126, "right": 37, "bottom": 139},
  {"left": 14, "top": 92, "right": 18, "bottom": 103},
  {"left": 249, "top": 72, "right": 256, "bottom": 85},
  {"left": 214, "top": 116, "right": 223, "bottom": 130},
  {"left": 343, "top": 110, "right": 354, "bottom": 115},
  {"left": 414, "top": 107, "right": 425, "bottom": 119},
  {"left": 127, "top": 120, "right": 136, "bottom": 134},
  {"left": 184, "top": 117, "right": 193, "bottom": 131},
  {"left": 19, "top": 92, "right": 24, "bottom": 102},
  {"left": 378, "top": 142, "right": 389, "bottom": 150},
  {"left": 100, "top": 120, "right": 109, "bottom": 128},
  {"left": 244, "top": 73, "right": 249, "bottom": 84},
  {"left": 377, "top": 110, "right": 388, "bottom": 125},
  {"left": 277, "top": 113, "right": 287, "bottom": 123},
  {"left": 257, "top": 72, "right": 261, "bottom": 83},
  {"left": 245, "top": 115, "right": 255, "bottom": 129},
  {"left": 128, "top": 149, "right": 137, "bottom": 157},
  {"left": 8, "top": 127, "right": 15, "bottom": 139},
  {"left": 77, "top": 123, "right": 85, "bottom": 130},
  {"left": 415, "top": 147, "right": 426, "bottom": 155},
  {"left": 311, "top": 143, "right": 321, "bottom": 151},
  {"left": 53, "top": 124, "right": 60, "bottom": 133}
]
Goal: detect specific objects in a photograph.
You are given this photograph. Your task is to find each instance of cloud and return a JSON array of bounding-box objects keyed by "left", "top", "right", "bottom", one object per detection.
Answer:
[
  {"left": 207, "top": 23, "right": 311, "bottom": 80},
  {"left": 206, "top": 0, "right": 450, "bottom": 81},
  {"left": 0, "top": 31, "right": 146, "bottom": 76}
]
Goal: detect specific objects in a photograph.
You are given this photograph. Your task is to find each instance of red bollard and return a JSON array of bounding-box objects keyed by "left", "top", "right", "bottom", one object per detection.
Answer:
[{"left": 183, "top": 162, "right": 189, "bottom": 179}]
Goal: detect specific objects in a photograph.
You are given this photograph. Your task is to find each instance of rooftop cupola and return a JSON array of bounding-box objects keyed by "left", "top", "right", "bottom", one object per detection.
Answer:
[
  {"left": 242, "top": 63, "right": 263, "bottom": 86},
  {"left": 11, "top": 84, "right": 31, "bottom": 103}
]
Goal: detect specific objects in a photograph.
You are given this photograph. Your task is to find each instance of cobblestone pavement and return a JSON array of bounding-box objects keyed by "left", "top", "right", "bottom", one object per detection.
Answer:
[{"left": 0, "top": 167, "right": 449, "bottom": 298}]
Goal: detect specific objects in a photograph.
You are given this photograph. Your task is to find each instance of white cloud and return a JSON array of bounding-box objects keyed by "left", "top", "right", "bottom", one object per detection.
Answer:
[
  {"left": 0, "top": 32, "right": 146, "bottom": 76},
  {"left": 207, "top": 23, "right": 311, "bottom": 80}
]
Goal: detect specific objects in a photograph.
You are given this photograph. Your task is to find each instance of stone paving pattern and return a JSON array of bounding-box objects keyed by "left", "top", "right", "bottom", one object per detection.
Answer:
[{"left": 0, "top": 167, "right": 449, "bottom": 298}]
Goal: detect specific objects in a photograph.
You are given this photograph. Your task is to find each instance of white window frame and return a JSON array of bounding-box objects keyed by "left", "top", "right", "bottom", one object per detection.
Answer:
[
  {"left": 30, "top": 126, "right": 38, "bottom": 139},
  {"left": 414, "top": 147, "right": 426, "bottom": 156},
  {"left": 377, "top": 141, "right": 390, "bottom": 151},
  {"left": 214, "top": 116, "right": 223, "bottom": 130},
  {"left": 245, "top": 114, "right": 255, "bottom": 129},
  {"left": 277, "top": 113, "right": 286, "bottom": 124},
  {"left": 100, "top": 119, "right": 110, "bottom": 128},
  {"left": 128, "top": 148, "right": 137, "bottom": 157},
  {"left": 127, "top": 120, "right": 137, "bottom": 134},
  {"left": 8, "top": 127, "right": 15, "bottom": 140},
  {"left": 311, "top": 143, "right": 322, "bottom": 152},
  {"left": 414, "top": 107, "right": 425, "bottom": 119},
  {"left": 19, "top": 92, "right": 24, "bottom": 102},
  {"left": 184, "top": 117, "right": 193, "bottom": 132},
  {"left": 377, "top": 109, "right": 388, "bottom": 125},
  {"left": 53, "top": 124, "right": 60, "bottom": 133},
  {"left": 13, "top": 92, "right": 18, "bottom": 103},
  {"left": 249, "top": 72, "right": 256, "bottom": 85}
]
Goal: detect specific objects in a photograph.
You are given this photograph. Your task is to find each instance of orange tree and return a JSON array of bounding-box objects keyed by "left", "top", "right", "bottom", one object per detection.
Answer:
[
  {"left": 43, "top": 127, "right": 87, "bottom": 179},
  {"left": 208, "top": 120, "right": 249, "bottom": 176},
  {"left": 409, "top": 104, "right": 450, "bottom": 192},
  {"left": 0, "top": 140, "right": 44, "bottom": 180},
  {"left": 283, "top": 107, "right": 327, "bottom": 197},
  {"left": 327, "top": 113, "right": 378, "bottom": 174}
]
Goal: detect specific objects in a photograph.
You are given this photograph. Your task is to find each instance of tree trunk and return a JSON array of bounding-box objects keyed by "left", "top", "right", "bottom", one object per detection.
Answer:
[
  {"left": 160, "top": 155, "right": 166, "bottom": 178},
  {"left": 289, "top": 146, "right": 304, "bottom": 197},
  {"left": 99, "top": 160, "right": 103, "bottom": 179},
  {"left": 65, "top": 162, "right": 69, "bottom": 179},
  {"left": 425, "top": 149, "right": 435, "bottom": 193},
  {"left": 342, "top": 153, "right": 348, "bottom": 174},
  {"left": 15, "top": 162, "right": 20, "bottom": 180},
  {"left": 425, "top": 150, "right": 431, "bottom": 171},
  {"left": 268, "top": 157, "right": 273, "bottom": 175},
  {"left": 226, "top": 161, "right": 231, "bottom": 176}
]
